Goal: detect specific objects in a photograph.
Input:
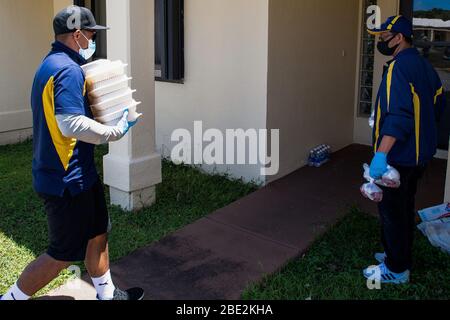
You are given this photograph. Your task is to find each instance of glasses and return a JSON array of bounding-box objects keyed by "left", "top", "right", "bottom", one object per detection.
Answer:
[{"left": 78, "top": 30, "right": 97, "bottom": 42}]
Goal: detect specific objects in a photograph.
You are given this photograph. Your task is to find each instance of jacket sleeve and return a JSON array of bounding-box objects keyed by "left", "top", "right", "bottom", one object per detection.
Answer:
[
  {"left": 54, "top": 65, "right": 87, "bottom": 116},
  {"left": 380, "top": 61, "right": 414, "bottom": 142}
]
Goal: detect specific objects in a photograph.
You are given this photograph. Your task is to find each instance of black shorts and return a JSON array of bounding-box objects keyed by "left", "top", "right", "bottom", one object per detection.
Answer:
[{"left": 37, "top": 178, "right": 111, "bottom": 262}]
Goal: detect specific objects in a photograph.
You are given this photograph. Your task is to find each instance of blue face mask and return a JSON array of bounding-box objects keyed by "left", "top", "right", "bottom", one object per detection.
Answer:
[{"left": 76, "top": 32, "right": 96, "bottom": 60}]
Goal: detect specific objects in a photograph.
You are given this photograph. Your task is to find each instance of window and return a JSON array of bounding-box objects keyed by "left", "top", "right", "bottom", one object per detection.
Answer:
[
  {"left": 358, "top": 0, "right": 377, "bottom": 117},
  {"left": 155, "top": 0, "right": 185, "bottom": 82}
]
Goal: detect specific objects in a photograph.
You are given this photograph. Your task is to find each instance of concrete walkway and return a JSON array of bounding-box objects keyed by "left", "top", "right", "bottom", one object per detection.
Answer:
[{"left": 44, "top": 144, "right": 447, "bottom": 300}]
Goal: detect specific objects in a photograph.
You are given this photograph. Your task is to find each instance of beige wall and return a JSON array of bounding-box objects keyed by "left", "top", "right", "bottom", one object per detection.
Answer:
[
  {"left": 53, "top": 0, "right": 73, "bottom": 15},
  {"left": 155, "top": 0, "right": 269, "bottom": 184},
  {"left": 0, "top": 0, "right": 57, "bottom": 144},
  {"left": 266, "top": 0, "right": 360, "bottom": 181}
]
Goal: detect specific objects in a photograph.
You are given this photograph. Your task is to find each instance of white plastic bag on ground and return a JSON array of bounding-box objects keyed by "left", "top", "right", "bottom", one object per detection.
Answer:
[
  {"left": 418, "top": 203, "right": 450, "bottom": 222},
  {"left": 417, "top": 218, "right": 450, "bottom": 255}
]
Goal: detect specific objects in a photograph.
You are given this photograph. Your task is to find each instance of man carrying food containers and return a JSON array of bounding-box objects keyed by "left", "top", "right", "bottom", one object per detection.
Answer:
[
  {"left": 364, "top": 16, "right": 446, "bottom": 285},
  {"left": 1, "top": 6, "right": 144, "bottom": 301}
]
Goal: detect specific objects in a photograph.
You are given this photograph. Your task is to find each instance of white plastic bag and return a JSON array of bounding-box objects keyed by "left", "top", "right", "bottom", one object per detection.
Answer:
[
  {"left": 360, "top": 182, "right": 384, "bottom": 202},
  {"left": 417, "top": 218, "right": 450, "bottom": 255},
  {"left": 369, "top": 109, "right": 375, "bottom": 129},
  {"left": 360, "top": 163, "right": 401, "bottom": 203},
  {"left": 363, "top": 164, "right": 401, "bottom": 189},
  {"left": 418, "top": 203, "right": 450, "bottom": 222}
]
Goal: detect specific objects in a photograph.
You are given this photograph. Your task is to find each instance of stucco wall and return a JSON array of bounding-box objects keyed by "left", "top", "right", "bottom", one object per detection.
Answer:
[
  {"left": 0, "top": 0, "right": 57, "bottom": 145},
  {"left": 53, "top": 0, "right": 73, "bottom": 15},
  {"left": 266, "top": 0, "right": 360, "bottom": 181},
  {"left": 155, "top": 0, "right": 269, "bottom": 184}
]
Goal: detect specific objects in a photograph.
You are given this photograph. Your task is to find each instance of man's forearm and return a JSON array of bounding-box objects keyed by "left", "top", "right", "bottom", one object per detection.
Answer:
[
  {"left": 56, "top": 114, "right": 126, "bottom": 145},
  {"left": 377, "top": 135, "right": 397, "bottom": 154}
]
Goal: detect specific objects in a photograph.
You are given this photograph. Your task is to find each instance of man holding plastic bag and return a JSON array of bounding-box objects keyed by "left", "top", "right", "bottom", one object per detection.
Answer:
[{"left": 364, "top": 16, "right": 446, "bottom": 284}]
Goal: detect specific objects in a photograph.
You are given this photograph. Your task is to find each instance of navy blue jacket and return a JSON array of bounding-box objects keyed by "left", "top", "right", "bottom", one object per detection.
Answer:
[{"left": 373, "top": 48, "right": 446, "bottom": 166}]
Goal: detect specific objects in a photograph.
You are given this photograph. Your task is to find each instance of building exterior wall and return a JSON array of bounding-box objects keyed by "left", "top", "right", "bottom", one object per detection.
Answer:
[
  {"left": 0, "top": 0, "right": 63, "bottom": 145},
  {"left": 266, "top": 0, "right": 360, "bottom": 181},
  {"left": 155, "top": 0, "right": 269, "bottom": 184},
  {"left": 53, "top": 0, "right": 73, "bottom": 15},
  {"left": 104, "top": 0, "right": 161, "bottom": 211}
]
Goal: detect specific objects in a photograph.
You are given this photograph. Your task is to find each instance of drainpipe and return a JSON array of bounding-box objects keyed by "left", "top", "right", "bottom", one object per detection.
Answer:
[{"left": 103, "top": 0, "right": 162, "bottom": 211}]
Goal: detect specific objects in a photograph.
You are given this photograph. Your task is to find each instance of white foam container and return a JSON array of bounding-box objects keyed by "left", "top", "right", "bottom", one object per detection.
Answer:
[
  {"left": 87, "top": 74, "right": 122, "bottom": 92},
  {"left": 95, "top": 100, "right": 142, "bottom": 124},
  {"left": 85, "top": 61, "right": 128, "bottom": 84},
  {"left": 90, "top": 88, "right": 136, "bottom": 111},
  {"left": 81, "top": 59, "right": 111, "bottom": 75},
  {"left": 88, "top": 76, "right": 132, "bottom": 99},
  {"left": 92, "top": 99, "right": 142, "bottom": 118},
  {"left": 90, "top": 87, "right": 134, "bottom": 106}
]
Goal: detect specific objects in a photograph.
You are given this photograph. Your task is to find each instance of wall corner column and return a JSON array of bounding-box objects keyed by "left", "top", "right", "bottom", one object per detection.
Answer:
[{"left": 104, "top": 0, "right": 162, "bottom": 211}]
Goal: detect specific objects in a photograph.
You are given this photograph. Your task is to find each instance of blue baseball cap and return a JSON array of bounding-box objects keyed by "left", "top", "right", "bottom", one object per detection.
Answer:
[
  {"left": 53, "top": 6, "right": 109, "bottom": 35},
  {"left": 367, "top": 15, "right": 413, "bottom": 38}
]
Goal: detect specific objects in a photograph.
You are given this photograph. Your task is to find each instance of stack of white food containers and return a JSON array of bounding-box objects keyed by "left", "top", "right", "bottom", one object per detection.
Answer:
[{"left": 81, "top": 59, "right": 142, "bottom": 126}]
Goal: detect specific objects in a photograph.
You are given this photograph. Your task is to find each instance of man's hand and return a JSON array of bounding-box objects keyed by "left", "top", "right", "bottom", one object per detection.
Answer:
[
  {"left": 370, "top": 152, "right": 388, "bottom": 180},
  {"left": 117, "top": 109, "right": 139, "bottom": 136}
]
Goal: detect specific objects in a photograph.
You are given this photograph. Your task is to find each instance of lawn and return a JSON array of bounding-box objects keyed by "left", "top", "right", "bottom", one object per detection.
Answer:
[
  {"left": 243, "top": 209, "right": 450, "bottom": 300},
  {"left": 0, "top": 140, "right": 257, "bottom": 297},
  {"left": 2, "top": 141, "right": 449, "bottom": 300}
]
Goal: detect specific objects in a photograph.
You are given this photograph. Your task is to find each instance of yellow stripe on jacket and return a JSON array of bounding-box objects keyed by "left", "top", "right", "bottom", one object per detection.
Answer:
[
  {"left": 386, "top": 61, "right": 396, "bottom": 112},
  {"left": 410, "top": 83, "right": 421, "bottom": 165},
  {"left": 374, "top": 99, "right": 382, "bottom": 153},
  {"left": 42, "top": 76, "right": 78, "bottom": 171},
  {"left": 434, "top": 86, "right": 443, "bottom": 105}
]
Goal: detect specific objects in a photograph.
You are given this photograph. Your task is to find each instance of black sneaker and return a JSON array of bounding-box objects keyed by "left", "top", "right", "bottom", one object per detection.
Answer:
[{"left": 97, "top": 288, "right": 145, "bottom": 301}]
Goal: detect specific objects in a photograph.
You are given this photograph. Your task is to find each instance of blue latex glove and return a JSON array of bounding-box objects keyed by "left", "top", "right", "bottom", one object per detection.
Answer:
[
  {"left": 117, "top": 110, "right": 139, "bottom": 135},
  {"left": 369, "top": 152, "right": 388, "bottom": 180}
]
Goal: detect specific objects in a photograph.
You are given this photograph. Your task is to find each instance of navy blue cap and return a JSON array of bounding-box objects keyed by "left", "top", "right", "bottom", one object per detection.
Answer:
[
  {"left": 53, "top": 5, "right": 109, "bottom": 35},
  {"left": 367, "top": 15, "right": 413, "bottom": 38}
]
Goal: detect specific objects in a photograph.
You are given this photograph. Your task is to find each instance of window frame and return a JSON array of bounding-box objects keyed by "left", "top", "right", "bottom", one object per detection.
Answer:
[
  {"left": 155, "top": 0, "right": 185, "bottom": 83},
  {"left": 357, "top": 0, "right": 378, "bottom": 118}
]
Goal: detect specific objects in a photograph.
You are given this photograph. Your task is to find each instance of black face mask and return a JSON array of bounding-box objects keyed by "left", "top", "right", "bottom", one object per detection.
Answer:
[{"left": 377, "top": 36, "right": 400, "bottom": 56}]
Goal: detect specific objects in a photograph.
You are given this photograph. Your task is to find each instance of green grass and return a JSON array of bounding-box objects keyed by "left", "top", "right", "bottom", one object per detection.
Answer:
[
  {"left": 243, "top": 209, "right": 450, "bottom": 300},
  {"left": 0, "top": 140, "right": 257, "bottom": 296}
]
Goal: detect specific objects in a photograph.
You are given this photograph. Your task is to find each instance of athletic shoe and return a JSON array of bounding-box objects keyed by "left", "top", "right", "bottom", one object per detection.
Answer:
[
  {"left": 97, "top": 287, "right": 145, "bottom": 301},
  {"left": 363, "top": 262, "right": 410, "bottom": 284}
]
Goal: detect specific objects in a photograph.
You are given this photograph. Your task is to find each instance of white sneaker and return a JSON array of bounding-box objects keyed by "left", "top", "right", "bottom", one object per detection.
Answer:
[{"left": 363, "top": 262, "right": 410, "bottom": 284}]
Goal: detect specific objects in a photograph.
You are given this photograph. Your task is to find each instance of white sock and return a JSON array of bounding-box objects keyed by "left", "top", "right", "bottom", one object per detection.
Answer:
[
  {"left": 91, "top": 270, "right": 116, "bottom": 300},
  {"left": 1, "top": 282, "right": 31, "bottom": 301}
]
